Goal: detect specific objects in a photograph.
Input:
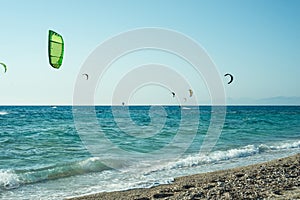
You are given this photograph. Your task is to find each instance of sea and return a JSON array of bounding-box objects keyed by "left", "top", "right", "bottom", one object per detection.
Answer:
[{"left": 0, "top": 106, "right": 299, "bottom": 199}]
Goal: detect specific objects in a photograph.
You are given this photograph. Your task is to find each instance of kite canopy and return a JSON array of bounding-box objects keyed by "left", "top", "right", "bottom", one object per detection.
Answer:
[
  {"left": 0, "top": 62, "right": 7, "bottom": 73},
  {"left": 48, "top": 30, "right": 64, "bottom": 69},
  {"left": 224, "top": 73, "right": 234, "bottom": 84},
  {"left": 189, "top": 89, "right": 193, "bottom": 97},
  {"left": 82, "top": 73, "right": 89, "bottom": 80}
]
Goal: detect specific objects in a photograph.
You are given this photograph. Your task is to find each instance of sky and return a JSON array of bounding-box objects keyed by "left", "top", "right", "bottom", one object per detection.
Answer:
[{"left": 0, "top": 0, "right": 299, "bottom": 105}]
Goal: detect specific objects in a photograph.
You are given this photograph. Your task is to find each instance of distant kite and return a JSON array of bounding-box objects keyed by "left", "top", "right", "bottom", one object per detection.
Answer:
[
  {"left": 224, "top": 73, "right": 234, "bottom": 84},
  {"left": 188, "top": 89, "right": 193, "bottom": 97},
  {"left": 0, "top": 62, "right": 7, "bottom": 74},
  {"left": 171, "top": 92, "right": 175, "bottom": 98},
  {"left": 82, "top": 73, "right": 89, "bottom": 80},
  {"left": 48, "top": 30, "right": 64, "bottom": 69}
]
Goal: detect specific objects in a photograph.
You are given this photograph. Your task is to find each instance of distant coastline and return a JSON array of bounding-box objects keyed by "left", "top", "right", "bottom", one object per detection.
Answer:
[{"left": 227, "top": 96, "right": 300, "bottom": 105}]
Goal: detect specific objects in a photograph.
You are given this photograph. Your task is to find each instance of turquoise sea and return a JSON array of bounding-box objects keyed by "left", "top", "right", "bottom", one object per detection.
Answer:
[{"left": 0, "top": 106, "right": 299, "bottom": 199}]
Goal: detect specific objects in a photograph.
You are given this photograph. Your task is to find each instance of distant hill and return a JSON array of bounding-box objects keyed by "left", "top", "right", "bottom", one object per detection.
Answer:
[
  {"left": 255, "top": 96, "right": 300, "bottom": 105},
  {"left": 227, "top": 96, "right": 300, "bottom": 105}
]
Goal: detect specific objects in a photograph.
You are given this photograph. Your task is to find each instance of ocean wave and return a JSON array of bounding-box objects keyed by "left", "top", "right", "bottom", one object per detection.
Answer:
[
  {"left": 0, "top": 111, "right": 9, "bottom": 115},
  {"left": 256, "top": 141, "right": 300, "bottom": 152},
  {"left": 0, "top": 157, "right": 110, "bottom": 190},
  {"left": 269, "top": 140, "right": 300, "bottom": 150},
  {"left": 0, "top": 170, "right": 20, "bottom": 190},
  {"left": 165, "top": 140, "right": 300, "bottom": 170},
  {"left": 169, "top": 145, "right": 259, "bottom": 169}
]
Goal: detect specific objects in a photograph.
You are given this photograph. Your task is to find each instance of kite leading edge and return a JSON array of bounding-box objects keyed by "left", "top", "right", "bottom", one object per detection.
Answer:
[{"left": 0, "top": 62, "right": 7, "bottom": 74}]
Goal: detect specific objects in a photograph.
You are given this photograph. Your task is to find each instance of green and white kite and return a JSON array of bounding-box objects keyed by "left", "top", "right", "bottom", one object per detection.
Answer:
[{"left": 48, "top": 30, "right": 64, "bottom": 69}]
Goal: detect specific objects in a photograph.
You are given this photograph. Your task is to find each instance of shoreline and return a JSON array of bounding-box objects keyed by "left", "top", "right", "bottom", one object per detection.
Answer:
[{"left": 67, "top": 153, "right": 300, "bottom": 200}]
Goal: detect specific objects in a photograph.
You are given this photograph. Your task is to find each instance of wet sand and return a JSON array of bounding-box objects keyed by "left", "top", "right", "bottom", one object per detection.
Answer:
[{"left": 67, "top": 153, "right": 300, "bottom": 200}]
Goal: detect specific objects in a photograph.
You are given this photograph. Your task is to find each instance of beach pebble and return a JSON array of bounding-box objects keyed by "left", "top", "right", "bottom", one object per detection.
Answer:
[{"left": 153, "top": 193, "right": 173, "bottom": 198}]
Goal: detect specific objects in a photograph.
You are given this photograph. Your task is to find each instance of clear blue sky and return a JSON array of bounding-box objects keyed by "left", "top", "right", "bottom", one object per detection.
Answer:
[{"left": 0, "top": 0, "right": 299, "bottom": 105}]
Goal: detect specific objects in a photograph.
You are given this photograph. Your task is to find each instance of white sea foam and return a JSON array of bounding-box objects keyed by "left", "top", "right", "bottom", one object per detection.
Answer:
[
  {"left": 0, "top": 111, "right": 8, "bottom": 115},
  {"left": 269, "top": 140, "right": 300, "bottom": 150},
  {"left": 159, "top": 140, "right": 300, "bottom": 171},
  {"left": 167, "top": 145, "right": 258, "bottom": 170},
  {"left": 0, "top": 170, "right": 20, "bottom": 190},
  {"left": 0, "top": 157, "right": 111, "bottom": 192}
]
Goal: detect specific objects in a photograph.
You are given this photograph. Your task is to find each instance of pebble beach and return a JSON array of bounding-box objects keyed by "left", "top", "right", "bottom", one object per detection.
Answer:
[{"left": 68, "top": 153, "right": 300, "bottom": 200}]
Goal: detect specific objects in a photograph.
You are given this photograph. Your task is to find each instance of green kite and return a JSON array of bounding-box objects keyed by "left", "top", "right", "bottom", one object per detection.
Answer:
[{"left": 48, "top": 30, "right": 64, "bottom": 69}]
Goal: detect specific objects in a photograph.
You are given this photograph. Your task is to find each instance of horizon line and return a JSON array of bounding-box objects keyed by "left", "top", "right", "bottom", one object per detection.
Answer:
[{"left": 0, "top": 104, "right": 300, "bottom": 106}]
